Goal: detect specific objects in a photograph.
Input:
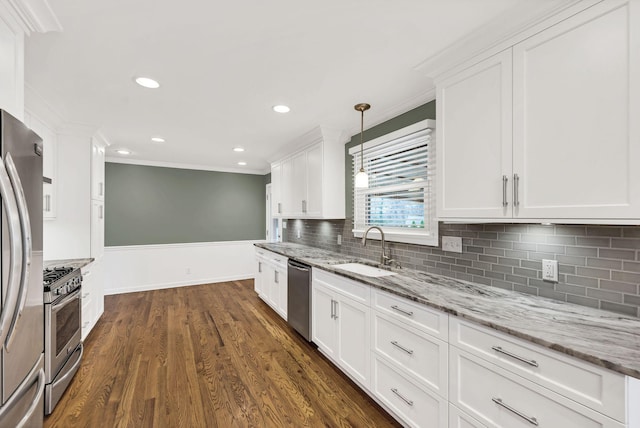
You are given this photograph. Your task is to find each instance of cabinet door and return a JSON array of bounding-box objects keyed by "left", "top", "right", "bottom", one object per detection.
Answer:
[
  {"left": 28, "top": 114, "right": 57, "bottom": 219},
  {"left": 437, "top": 49, "right": 513, "bottom": 219},
  {"left": 91, "top": 200, "right": 104, "bottom": 258},
  {"left": 281, "top": 157, "right": 295, "bottom": 216},
  {"left": 255, "top": 258, "right": 264, "bottom": 296},
  {"left": 291, "top": 151, "right": 307, "bottom": 216},
  {"left": 312, "top": 283, "right": 337, "bottom": 357},
  {"left": 305, "top": 143, "right": 323, "bottom": 217},
  {"left": 336, "top": 296, "right": 370, "bottom": 386},
  {"left": 513, "top": 1, "right": 640, "bottom": 220},
  {"left": 271, "top": 163, "right": 282, "bottom": 216},
  {"left": 275, "top": 266, "right": 287, "bottom": 319},
  {"left": 91, "top": 139, "right": 106, "bottom": 201}
]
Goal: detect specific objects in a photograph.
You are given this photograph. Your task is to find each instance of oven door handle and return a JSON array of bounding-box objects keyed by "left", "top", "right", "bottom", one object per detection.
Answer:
[
  {"left": 5, "top": 153, "right": 32, "bottom": 350},
  {"left": 0, "top": 153, "right": 23, "bottom": 347},
  {"left": 52, "top": 289, "right": 81, "bottom": 312}
]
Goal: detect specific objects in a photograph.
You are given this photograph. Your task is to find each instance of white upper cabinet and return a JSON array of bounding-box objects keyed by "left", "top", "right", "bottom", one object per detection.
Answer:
[
  {"left": 436, "top": 0, "right": 640, "bottom": 223},
  {"left": 512, "top": 0, "right": 639, "bottom": 221},
  {"left": 437, "top": 49, "right": 513, "bottom": 219},
  {"left": 0, "top": 15, "right": 24, "bottom": 120},
  {"left": 25, "top": 112, "right": 58, "bottom": 219},
  {"left": 91, "top": 136, "right": 106, "bottom": 201},
  {"left": 271, "top": 127, "right": 345, "bottom": 219}
]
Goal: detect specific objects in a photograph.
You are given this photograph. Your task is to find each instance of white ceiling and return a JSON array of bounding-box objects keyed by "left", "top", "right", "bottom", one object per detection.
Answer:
[{"left": 25, "top": 0, "right": 563, "bottom": 174}]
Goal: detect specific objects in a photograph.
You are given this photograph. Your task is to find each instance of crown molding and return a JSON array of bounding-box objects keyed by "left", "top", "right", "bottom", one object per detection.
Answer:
[
  {"left": 24, "top": 83, "right": 65, "bottom": 129},
  {"left": 2, "top": 0, "right": 62, "bottom": 34},
  {"left": 414, "top": 0, "right": 596, "bottom": 80},
  {"left": 93, "top": 130, "right": 112, "bottom": 147},
  {"left": 105, "top": 157, "right": 270, "bottom": 176}
]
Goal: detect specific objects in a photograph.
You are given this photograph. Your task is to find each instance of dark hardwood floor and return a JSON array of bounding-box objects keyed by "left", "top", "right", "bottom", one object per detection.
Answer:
[{"left": 45, "top": 280, "right": 400, "bottom": 427}]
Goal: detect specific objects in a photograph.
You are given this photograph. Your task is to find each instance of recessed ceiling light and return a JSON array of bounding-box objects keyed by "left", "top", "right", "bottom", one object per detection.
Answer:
[
  {"left": 135, "top": 77, "right": 160, "bottom": 89},
  {"left": 238, "top": 161, "right": 247, "bottom": 166},
  {"left": 116, "top": 149, "right": 131, "bottom": 155},
  {"left": 151, "top": 137, "right": 165, "bottom": 143},
  {"left": 273, "top": 105, "right": 290, "bottom": 113},
  {"left": 233, "top": 147, "right": 245, "bottom": 152}
]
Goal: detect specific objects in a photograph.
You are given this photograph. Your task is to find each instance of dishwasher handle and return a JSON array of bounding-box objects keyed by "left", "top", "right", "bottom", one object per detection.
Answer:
[{"left": 288, "top": 259, "right": 311, "bottom": 272}]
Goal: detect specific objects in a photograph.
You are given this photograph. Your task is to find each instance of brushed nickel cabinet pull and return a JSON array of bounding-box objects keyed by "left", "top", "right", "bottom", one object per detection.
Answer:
[
  {"left": 391, "top": 341, "right": 414, "bottom": 355},
  {"left": 391, "top": 388, "right": 413, "bottom": 406},
  {"left": 258, "top": 262, "right": 262, "bottom": 273},
  {"left": 491, "top": 346, "right": 538, "bottom": 367},
  {"left": 513, "top": 174, "right": 520, "bottom": 207},
  {"left": 391, "top": 305, "right": 413, "bottom": 317},
  {"left": 502, "top": 175, "right": 508, "bottom": 207},
  {"left": 274, "top": 270, "right": 279, "bottom": 284},
  {"left": 278, "top": 202, "right": 282, "bottom": 214},
  {"left": 492, "top": 397, "right": 538, "bottom": 426}
]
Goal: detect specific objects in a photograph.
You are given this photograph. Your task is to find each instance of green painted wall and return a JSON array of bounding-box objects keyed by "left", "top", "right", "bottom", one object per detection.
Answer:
[
  {"left": 105, "top": 162, "right": 267, "bottom": 246},
  {"left": 344, "top": 101, "right": 436, "bottom": 217}
]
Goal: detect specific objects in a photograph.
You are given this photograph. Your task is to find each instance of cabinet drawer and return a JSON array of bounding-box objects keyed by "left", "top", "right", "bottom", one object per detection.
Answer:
[
  {"left": 373, "top": 288, "right": 448, "bottom": 340},
  {"left": 450, "top": 317, "right": 625, "bottom": 422},
  {"left": 449, "top": 403, "right": 487, "bottom": 428},
  {"left": 314, "top": 269, "right": 369, "bottom": 305},
  {"left": 372, "top": 311, "right": 448, "bottom": 398},
  {"left": 372, "top": 355, "right": 448, "bottom": 428},
  {"left": 450, "top": 347, "right": 624, "bottom": 428}
]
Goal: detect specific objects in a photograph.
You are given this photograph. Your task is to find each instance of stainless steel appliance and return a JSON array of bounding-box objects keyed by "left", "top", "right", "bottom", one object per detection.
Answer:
[
  {"left": 43, "top": 267, "right": 83, "bottom": 415},
  {"left": 0, "top": 110, "right": 45, "bottom": 427},
  {"left": 287, "top": 259, "right": 311, "bottom": 341}
]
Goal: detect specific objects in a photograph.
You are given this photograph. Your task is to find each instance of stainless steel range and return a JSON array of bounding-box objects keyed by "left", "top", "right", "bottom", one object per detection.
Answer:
[{"left": 43, "top": 267, "right": 83, "bottom": 415}]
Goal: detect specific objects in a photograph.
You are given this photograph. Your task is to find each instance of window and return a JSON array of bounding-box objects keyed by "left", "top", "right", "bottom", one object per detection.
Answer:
[{"left": 349, "top": 119, "right": 437, "bottom": 246}]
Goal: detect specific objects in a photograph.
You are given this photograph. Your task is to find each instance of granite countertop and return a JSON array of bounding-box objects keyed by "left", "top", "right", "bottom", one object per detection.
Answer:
[
  {"left": 255, "top": 242, "right": 640, "bottom": 379},
  {"left": 44, "top": 258, "right": 95, "bottom": 271}
]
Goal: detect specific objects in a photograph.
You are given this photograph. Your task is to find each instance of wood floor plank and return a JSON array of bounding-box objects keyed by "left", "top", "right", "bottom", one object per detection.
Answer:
[{"left": 44, "top": 280, "right": 400, "bottom": 428}]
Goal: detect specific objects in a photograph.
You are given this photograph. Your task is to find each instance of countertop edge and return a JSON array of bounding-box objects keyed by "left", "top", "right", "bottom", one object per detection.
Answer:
[{"left": 44, "top": 258, "right": 96, "bottom": 271}]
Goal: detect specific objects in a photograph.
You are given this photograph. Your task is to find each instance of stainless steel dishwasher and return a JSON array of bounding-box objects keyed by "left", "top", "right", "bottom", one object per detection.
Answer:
[{"left": 287, "top": 259, "right": 312, "bottom": 341}]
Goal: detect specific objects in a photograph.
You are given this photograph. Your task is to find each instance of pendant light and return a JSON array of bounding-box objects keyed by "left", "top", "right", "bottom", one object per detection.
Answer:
[{"left": 354, "top": 103, "right": 371, "bottom": 188}]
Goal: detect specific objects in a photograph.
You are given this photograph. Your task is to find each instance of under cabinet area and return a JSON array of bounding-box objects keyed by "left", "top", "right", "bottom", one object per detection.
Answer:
[
  {"left": 436, "top": 0, "right": 640, "bottom": 223},
  {"left": 255, "top": 249, "right": 288, "bottom": 319},
  {"left": 270, "top": 127, "right": 345, "bottom": 219}
]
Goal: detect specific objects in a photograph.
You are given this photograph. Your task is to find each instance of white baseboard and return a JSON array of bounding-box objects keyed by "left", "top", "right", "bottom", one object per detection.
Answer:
[{"left": 104, "top": 240, "right": 264, "bottom": 295}]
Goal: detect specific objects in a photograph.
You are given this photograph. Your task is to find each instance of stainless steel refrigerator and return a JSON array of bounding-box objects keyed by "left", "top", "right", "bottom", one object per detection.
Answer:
[{"left": 0, "top": 111, "right": 44, "bottom": 427}]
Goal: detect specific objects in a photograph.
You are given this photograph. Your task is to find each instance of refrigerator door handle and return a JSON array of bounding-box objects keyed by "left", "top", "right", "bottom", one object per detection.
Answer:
[
  {"left": 0, "top": 355, "right": 44, "bottom": 427},
  {"left": 4, "top": 153, "right": 32, "bottom": 349},
  {"left": 0, "top": 154, "right": 23, "bottom": 346}
]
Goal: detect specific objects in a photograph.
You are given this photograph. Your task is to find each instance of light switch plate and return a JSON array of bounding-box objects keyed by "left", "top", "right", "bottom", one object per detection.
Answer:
[
  {"left": 442, "top": 236, "right": 463, "bottom": 253},
  {"left": 542, "top": 259, "right": 558, "bottom": 282},
  {"left": 337, "top": 234, "right": 342, "bottom": 245}
]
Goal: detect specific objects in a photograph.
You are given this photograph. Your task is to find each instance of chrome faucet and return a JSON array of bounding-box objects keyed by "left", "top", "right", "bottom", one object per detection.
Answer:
[{"left": 362, "top": 226, "right": 393, "bottom": 266}]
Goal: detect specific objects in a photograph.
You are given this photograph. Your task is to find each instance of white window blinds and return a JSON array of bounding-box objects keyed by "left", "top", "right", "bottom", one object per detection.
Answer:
[{"left": 351, "top": 120, "right": 437, "bottom": 245}]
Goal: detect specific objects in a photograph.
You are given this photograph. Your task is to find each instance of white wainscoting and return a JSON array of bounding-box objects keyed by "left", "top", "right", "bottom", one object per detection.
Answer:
[{"left": 104, "top": 240, "right": 263, "bottom": 295}]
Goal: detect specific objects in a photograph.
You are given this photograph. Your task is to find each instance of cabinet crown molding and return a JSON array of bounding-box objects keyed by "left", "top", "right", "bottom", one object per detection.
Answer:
[
  {"left": 415, "top": 0, "right": 595, "bottom": 80},
  {"left": 3, "top": 0, "right": 62, "bottom": 34}
]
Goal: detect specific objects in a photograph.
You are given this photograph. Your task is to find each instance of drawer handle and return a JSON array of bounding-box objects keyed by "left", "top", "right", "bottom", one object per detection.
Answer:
[
  {"left": 390, "top": 305, "right": 413, "bottom": 317},
  {"left": 391, "top": 388, "right": 413, "bottom": 406},
  {"left": 491, "top": 346, "right": 538, "bottom": 367},
  {"left": 492, "top": 398, "right": 538, "bottom": 426},
  {"left": 390, "top": 341, "right": 414, "bottom": 355}
]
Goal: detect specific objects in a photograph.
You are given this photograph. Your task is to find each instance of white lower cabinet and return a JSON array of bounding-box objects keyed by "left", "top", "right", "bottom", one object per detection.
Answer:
[
  {"left": 312, "top": 270, "right": 370, "bottom": 387},
  {"left": 81, "top": 261, "right": 104, "bottom": 341},
  {"left": 449, "top": 347, "right": 623, "bottom": 428},
  {"left": 289, "top": 262, "right": 640, "bottom": 427},
  {"left": 254, "top": 249, "right": 287, "bottom": 320},
  {"left": 372, "top": 354, "right": 448, "bottom": 428}
]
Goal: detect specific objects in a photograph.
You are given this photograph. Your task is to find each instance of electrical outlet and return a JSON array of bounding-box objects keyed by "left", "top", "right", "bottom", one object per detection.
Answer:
[
  {"left": 282, "top": 221, "right": 287, "bottom": 229},
  {"left": 337, "top": 234, "right": 342, "bottom": 245},
  {"left": 296, "top": 229, "right": 301, "bottom": 239},
  {"left": 542, "top": 259, "right": 558, "bottom": 282},
  {"left": 442, "top": 236, "right": 463, "bottom": 253}
]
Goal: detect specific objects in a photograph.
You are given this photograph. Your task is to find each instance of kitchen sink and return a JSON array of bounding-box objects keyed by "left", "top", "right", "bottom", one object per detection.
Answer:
[{"left": 333, "top": 263, "right": 397, "bottom": 278}]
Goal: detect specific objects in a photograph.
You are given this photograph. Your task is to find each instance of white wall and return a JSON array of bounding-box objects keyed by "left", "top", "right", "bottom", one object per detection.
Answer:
[
  {"left": 43, "top": 133, "right": 91, "bottom": 260},
  {"left": 103, "top": 240, "right": 261, "bottom": 295}
]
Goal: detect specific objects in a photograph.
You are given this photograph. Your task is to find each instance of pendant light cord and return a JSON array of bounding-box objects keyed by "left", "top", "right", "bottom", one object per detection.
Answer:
[{"left": 360, "top": 109, "right": 364, "bottom": 171}]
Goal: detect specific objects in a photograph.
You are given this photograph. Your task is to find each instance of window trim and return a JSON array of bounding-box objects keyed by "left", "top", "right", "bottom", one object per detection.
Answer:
[{"left": 349, "top": 119, "right": 438, "bottom": 246}]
